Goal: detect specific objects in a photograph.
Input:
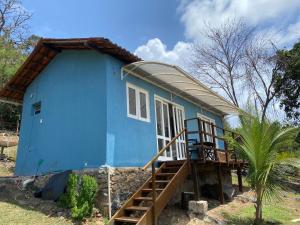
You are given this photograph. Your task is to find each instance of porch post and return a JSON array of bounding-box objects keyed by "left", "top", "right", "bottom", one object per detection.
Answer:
[
  {"left": 151, "top": 162, "right": 157, "bottom": 225},
  {"left": 237, "top": 166, "right": 243, "bottom": 192},
  {"left": 191, "top": 162, "right": 200, "bottom": 200},
  {"left": 217, "top": 165, "right": 225, "bottom": 204}
]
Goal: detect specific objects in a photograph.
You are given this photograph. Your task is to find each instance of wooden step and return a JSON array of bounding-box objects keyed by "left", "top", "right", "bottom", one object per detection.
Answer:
[
  {"left": 164, "top": 160, "right": 185, "bottom": 166},
  {"left": 149, "top": 180, "right": 170, "bottom": 183},
  {"left": 125, "top": 206, "right": 150, "bottom": 211},
  {"left": 134, "top": 197, "right": 153, "bottom": 201},
  {"left": 142, "top": 188, "right": 164, "bottom": 192},
  {"left": 156, "top": 173, "right": 176, "bottom": 176},
  {"left": 162, "top": 167, "right": 180, "bottom": 172},
  {"left": 115, "top": 216, "right": 140, "bottom": 223},
  {"left": 164, "top": 165, "right": 180, "bottom": 168}
]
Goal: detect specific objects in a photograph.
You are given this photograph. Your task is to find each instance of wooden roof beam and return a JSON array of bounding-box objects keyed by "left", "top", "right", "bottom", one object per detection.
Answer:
[{"left": 42, "top": 43, "right": 62, "bottom": 53}]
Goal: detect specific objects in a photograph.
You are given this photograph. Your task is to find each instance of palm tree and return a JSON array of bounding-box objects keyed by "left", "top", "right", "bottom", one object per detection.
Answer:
[{"left": 233, "top": 114, "right": 298, "bottom": 225}]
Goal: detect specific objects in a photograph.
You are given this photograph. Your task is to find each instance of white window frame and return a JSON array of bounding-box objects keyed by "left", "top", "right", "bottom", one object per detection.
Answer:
[
  {"left": 197, "top": 113, "right": 219, "bottom": 149},
  {"left": 126, "top": 82, "right": 150, "bottom": 122}
]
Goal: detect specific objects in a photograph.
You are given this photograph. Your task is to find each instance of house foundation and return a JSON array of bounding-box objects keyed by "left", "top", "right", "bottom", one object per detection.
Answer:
[{"left": 32, "top": 167, "right": 150, "bottom": 217}]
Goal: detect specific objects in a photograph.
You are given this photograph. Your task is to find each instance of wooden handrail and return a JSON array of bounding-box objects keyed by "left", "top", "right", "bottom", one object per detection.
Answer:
[
  {"left": 143, "top": 128, "right": 186, "bottom": 170},
  {"left": 185, "top": 117, "right": 239, "bottom": 137}
]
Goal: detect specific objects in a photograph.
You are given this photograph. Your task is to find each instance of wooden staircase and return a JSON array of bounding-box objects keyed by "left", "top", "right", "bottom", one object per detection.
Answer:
[{"left": 108, "top": 160, "right": 190, "bottom": 225}]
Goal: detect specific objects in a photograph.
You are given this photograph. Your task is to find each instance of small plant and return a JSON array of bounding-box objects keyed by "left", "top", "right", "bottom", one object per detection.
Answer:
[
  {"left": 103, "top": 217, "right": 109, "bottom": 225},
  {"left": 59, "top": 173, "right": 98, "bottom": 220},
  {"left": 59, "top": 173, "right": 78, "bottom": 208}
]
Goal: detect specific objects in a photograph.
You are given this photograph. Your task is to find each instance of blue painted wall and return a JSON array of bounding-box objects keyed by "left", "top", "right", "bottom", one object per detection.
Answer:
[
  {"left": 105, "top": 55, "right": 224, "bottom": 167},
  {"left": 15, "top": 50, "right": 108, "bottom": 175},
  {"left": 15, "top": 50, "right": 225, "bottom": 175}
]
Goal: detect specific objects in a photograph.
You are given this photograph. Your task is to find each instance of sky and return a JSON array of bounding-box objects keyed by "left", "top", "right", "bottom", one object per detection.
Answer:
[
  {"left": 22, "top": 0, "right": 300, "bottom": 123},
  {"left": 23, "top": 0, "right": 300, "bottom": 69}
]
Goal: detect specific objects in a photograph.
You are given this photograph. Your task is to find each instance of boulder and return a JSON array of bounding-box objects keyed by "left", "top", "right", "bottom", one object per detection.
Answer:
[{"left": 188, "top": 200, "right": 208, "bottom": 219}]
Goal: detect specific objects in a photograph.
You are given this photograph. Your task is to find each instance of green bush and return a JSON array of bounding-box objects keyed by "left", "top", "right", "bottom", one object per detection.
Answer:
[
  {"left": 59, "top": 173, "right": 98, "bottom": 220},
  {"left": 60, "top": 173, "right": 78, "bottom": 208}
]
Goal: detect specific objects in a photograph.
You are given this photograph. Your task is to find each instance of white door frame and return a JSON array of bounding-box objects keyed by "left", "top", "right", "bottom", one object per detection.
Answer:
[
  {"left": 154, "top": 95, "right": 186, "bottom": 160},
  {"left": 173, "top": 105, "right": 186, "bottom": 160}
]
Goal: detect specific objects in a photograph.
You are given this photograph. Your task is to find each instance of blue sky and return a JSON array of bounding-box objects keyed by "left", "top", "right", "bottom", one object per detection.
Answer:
[
  {"left": 23, "top": 0, "right": 300, "bottom": 68},
  {"left": 23, "top": 0, "right": 185, "bottom": 52}
]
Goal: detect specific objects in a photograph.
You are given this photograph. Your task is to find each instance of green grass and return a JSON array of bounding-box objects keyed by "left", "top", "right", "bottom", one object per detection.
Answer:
[
  {"left": 231, "top": 173, "right": 250, "bottom": 188},
  {"left": 0, "top": 165, "right": 13, "bottom": 176},
  {"left": 0, "top": 202, "right": 73, "bottom": 225},
  {"left": 2, "top": 146, "right": 17, "bottom": 161},
  {"left": 0, "top": 202, "right": 103, "bottom": 225},
  {"left": 223, "top": 201, "right": 300, "bottom": 225}
]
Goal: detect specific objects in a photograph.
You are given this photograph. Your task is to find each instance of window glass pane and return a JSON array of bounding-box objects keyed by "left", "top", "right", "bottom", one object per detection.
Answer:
[
  {"left": 128, "top": 87, "right": 136, "bottom": 116},
  {"left": 172, "top": 142, "right": 176, "bottom": 158},
  {"left": 155, "top": 100, "right": 163, "bottom": 136},
  {"left": 163, "top": 104, "right": 169, "bottom": 137},
  {"left": 139, "top": 92, "right": 147, "bottom": 119},
  {"left": 178, "top": 110, "right": 183, "bottom": 130},
  {"left": 165, "top": 140, "right": 171, "bottom": 157},
  {"left": 174, "top": 108, "right": 178, "bottom": 133},
  {"left": 32, "top": 102, "right": 41, "bottom": 115},
  {"left": 158, "top": 138, "right": 164, "bottom": 150}
]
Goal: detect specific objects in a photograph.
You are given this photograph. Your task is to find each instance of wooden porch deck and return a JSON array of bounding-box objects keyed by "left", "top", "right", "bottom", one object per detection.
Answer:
[{"left": 108, "top": 118, "right": 246, "bottom": 224}]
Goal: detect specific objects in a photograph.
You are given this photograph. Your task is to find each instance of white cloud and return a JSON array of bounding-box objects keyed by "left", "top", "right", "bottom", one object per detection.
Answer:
[
  {"left": 135, "top": 0, "right": 300, "bottom": 68},
  {"left": 274, "top": 19, "right": 300, "bottom": 47},
  {"left": 180, "top": 0, "right": 300, "bottom": 42},
  {"left": 134, "top": 38, "right": 191, "bottom": 68}
]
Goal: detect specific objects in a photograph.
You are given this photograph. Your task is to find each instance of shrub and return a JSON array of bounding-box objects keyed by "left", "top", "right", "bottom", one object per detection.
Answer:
[
  {"left": 60, "top": 173, "right": 98, "bottom": 220},
  {"left": 59, "top": 173, "right": 78, "bottom": 209}
]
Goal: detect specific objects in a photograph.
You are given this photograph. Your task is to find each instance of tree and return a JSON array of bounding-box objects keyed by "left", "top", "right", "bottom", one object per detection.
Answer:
[
  {"left": 244, "top": 37, "right": 280, "bottom": 120},
  {"left": 0, "top": 0, "right": 36, "bottom": 131},
  {"left": 0, "top": 0, "right": 32, "bottom": 43},
  {"left": 191, "top": 19, "right": 253, "bottom": 107},
  {"left": 0, "top": 36, "right": 25, "bottom": 86},
  {"left": 274, "top": 42, "right": 300, "bottom": 125},
  {"left": 234, "top": 113, "right": 298, "bottom": 224},
  {"left": 191, "top": 19, "right": 282, "bottom": 121}
]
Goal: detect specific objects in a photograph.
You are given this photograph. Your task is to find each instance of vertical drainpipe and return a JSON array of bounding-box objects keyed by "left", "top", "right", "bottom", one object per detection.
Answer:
[{"left": 107, "top": 166, "right": 112, "bottom": 219}]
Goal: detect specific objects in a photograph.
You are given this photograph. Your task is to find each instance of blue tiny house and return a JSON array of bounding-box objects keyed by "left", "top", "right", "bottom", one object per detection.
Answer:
[{"left": 0, "top": 38, "right": 238, "bottom": 176}]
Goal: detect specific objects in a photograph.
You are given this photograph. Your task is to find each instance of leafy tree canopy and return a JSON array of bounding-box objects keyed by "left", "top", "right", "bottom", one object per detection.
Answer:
[{"left": 275, "top": 42, "right": 300, "bottom": 124}]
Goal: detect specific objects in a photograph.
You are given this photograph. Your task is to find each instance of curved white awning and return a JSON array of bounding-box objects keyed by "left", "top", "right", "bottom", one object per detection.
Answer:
[{"left": 122, "top": 61, "right": 239, "bottom": 116}]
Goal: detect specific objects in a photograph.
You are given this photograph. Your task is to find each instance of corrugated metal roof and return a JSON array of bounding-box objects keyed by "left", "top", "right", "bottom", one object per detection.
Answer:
[{"left": 122, "top": 61, "right": 239, "bottom": 115}]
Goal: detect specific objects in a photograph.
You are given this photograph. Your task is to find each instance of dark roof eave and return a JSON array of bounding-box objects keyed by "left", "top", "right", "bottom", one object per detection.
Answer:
[{"left": 0, "top": 37, "right": 141, "bottom": 103}]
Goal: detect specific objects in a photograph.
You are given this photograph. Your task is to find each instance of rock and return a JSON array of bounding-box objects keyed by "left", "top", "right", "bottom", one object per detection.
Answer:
[
  {"left": 235, "top": 194, "right": 256, "bottom": 203},
  {"left": 188, "top": 200, "right": 208, "bottom": 219},
  {"left": 223, "top": 184, "right": 235, "bottom": 200}
]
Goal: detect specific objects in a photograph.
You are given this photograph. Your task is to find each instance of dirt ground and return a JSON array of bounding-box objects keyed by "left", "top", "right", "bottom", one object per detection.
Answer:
[
  {"left": 0, "top": 159, "right": 15, "bottom": 176},
  {"left": 0, "top": 160, "right": 299, "bottom": 225}
]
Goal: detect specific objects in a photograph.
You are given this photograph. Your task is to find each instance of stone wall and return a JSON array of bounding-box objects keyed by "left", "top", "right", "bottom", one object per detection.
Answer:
[
  {"left": 26, "top": 167, "right": 151, "bottom": 216},
  {"left": 109, "top": 168, "right": 151, "bottom": 213},
  {"left": 197, "top": 165, "right": 234, "bottom": 200}
]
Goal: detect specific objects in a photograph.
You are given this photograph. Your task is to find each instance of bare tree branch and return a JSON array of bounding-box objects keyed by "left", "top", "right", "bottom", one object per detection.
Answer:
[
  {"left": 190, "top": 18, "right": 283, "bottom": 120},
  {"left": 191, "top": 18, "right": 254, "bottom": 107},
  {"left": 0, "top": 0, "right": 32, "bottom": 43}
]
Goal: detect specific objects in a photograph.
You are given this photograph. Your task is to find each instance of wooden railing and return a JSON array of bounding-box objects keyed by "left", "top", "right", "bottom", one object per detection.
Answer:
[
  {"left": 184, "top": 117, "right": 243, "bottom": 164},
  {"left": 143, "top": 128, "right": 187, "bottom": 225}
]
